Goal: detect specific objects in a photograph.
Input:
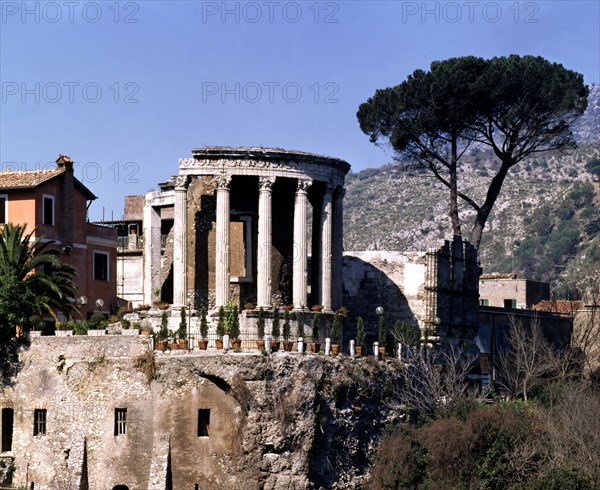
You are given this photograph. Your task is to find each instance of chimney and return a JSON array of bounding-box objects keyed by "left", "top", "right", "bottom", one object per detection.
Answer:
[
  {"left": 56, "top": 154, "right": 74, "bottom": 170},
  {"left": 57, "top": 154, "right": 74, "bottom": 247}
]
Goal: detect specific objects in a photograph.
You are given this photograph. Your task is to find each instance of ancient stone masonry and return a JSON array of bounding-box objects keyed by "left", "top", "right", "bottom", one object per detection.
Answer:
[
  {"left": 0, "top": 337, "right": 403, "bottom": 489},
  {"left": 342, "top": 237, "right": 480, "bottom": 349},
  {"left": 135, "top": 147, "right": 350, "bottom": 312}
]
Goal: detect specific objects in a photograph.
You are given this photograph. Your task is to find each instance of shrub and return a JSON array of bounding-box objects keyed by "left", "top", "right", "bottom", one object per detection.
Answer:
[
  {"left": 159, "top": 311, "right": 169, "bottom": 341},
  {"left": 178, "top": 308, "right": 187, "bottom": 341},
  {"left": 271, "top": 307, "right": 280, "bottom": 340},
  {"left": 200, "top": 307, "right": 208, "bottom": 340},
  {"left": 312, "top": 313, "right": 320, "bottom": 342},
  {"left": 330, "top": 311, "right": 341, "bottom": 343},
  {"left": 356, "top": 317, "right": 365, "bottom": 345},
  {"left": 229, "top": 305, "right": 240, "bottom": 340},
  {"left": 73, "top": 321, "right": 88, "bottom": 336},
  {"left": 257, "top": 307, "right": 265, "bottom": 340},
  {"left": 295, "top": 311, "right": 304, "bottom": 338},
  {"left": 283, "top": 309, "right": 291, "bottom": 341},
  {"left": 216, "top": 306, "right": 225, "bottom": 338}
]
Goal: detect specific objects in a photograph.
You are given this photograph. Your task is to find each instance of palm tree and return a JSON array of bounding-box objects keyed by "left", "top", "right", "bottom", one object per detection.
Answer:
[{"left": 0, "top": 223, "right": 78, "bottom": 342}]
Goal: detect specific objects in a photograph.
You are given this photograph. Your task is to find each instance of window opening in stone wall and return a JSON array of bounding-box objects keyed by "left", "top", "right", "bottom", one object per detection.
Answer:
[
  {"left": 1, "top": 407, "right": 14, "bottom": 451},
  {"left": 479, "top": 299, "right": 489, "bottom": 306},
  {"left": 33, "top": 409, "right": 46, "bottom": 436},
  {"left": 197, "top": 409, "right": 210, "bottom": 437},
  {"left": 114, "top": 408, "right": 127, "bottom": 436},
  {"left": 42, "top": 195, "right": 54, "bottom": 226},
  {"left": 504, "top": 299, "right": 517, "bottom": 308},
  {"left": 94, "top": 251, "right": 109, "bottom": 281}
]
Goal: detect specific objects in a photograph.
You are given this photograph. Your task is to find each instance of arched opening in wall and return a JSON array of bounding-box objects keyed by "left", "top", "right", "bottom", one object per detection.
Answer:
[{"left": 112, "top": 486, "right": 129, "bottom": 490}]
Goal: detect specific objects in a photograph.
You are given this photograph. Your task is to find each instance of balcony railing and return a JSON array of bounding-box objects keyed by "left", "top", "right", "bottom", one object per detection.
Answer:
[{"left": 117, "top": 235, "right": 144, "bottom": 251}]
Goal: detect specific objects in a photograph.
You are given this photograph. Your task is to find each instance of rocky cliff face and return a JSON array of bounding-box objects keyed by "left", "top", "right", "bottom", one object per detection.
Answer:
[{"left": 1, "top": 337, "right": 402, "bottom": 489}]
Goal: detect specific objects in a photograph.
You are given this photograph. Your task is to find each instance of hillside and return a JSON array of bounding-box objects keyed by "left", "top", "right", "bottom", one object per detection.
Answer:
[{"left": 344, "top": 84, "right": 600, "bottom": 288}]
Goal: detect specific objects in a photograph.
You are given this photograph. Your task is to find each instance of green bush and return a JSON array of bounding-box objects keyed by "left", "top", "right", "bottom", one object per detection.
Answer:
[
  {"left": 257, "top": 307, "right": 265, "bottom": 340},
  {"left": 356, "top": 317, "right": 365, "bottom": 345},
  {"left": 199, "top": 307, "right": 208, "bottom": 340},
  {"left": 271, "top": 307, "right": 280, "bottom": 340},
  {"left": 159, "top": 311, "right": 169, "bottom": 341}
]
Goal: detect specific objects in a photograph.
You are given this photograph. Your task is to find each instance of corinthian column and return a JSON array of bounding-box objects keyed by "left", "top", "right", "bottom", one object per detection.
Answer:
[
  {"left": 332, "top": 186, "right": 345, "bottom": 308},
  {"left": 293, "top": 179, "right": 312, "bottom": 308},
  {"left": 215, "top": 174, "right": 232, "bottom": 307},
  {"left": 257, "top": 176, "right": 276, "bottom": 308},
  {"left": 173, "top": 176, "right": 189, "bottom": 307},
  {"left": 321, "top": 185, "right": 334, "bottom": 311}
]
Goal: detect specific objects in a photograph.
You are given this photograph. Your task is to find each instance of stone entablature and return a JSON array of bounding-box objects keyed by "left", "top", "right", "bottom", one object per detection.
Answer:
[{"left": 179, "top": 146, "right": 350, "bottom": 188}]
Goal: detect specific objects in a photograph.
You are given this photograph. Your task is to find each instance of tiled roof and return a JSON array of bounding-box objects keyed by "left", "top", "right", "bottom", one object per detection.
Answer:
[
  {"left": 533, "top": 300, "right": 584, "bottom": 313},
  {"left": 480, "top": 272, "right": 517, "bottom": 280},
  {"left": 0, "top": 168, "right": 65, "bottom": 189}
]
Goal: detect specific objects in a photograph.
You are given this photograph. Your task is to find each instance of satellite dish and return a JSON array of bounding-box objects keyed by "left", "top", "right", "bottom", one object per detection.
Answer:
[
  {"left": 79, "top": 296, "right": 88, "bottom": 306},
  {"left": 95, "top": 299, "right": 104, "bottom": 309}
]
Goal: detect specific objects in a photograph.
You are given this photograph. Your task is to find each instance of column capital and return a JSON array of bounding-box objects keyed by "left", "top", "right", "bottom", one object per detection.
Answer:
[
  {"left": 334, "top": 186, "right": 346, "bottom": 199},
  {"left": 259, "top": 176, "right": 276, "bottom": 191},
  {"left": 216, "top": 173, "right": 232, "bottom": 190},
  {"left": 174, "top": 175, "right": 189, "bottom": 191},
  {"left": 296, "top": 179, "right": 312, "bottom": 193}
]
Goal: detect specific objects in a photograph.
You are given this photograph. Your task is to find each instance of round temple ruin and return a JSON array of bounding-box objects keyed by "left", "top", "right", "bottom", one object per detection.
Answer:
[{"left": 142, "top": 146, "right": 350, "bottom": 311}]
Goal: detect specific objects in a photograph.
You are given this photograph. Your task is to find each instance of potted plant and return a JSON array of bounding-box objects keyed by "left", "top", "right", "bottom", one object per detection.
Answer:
[
  {"left": 55, "top": 320, "right": 74, "bottom": 336},
  {"left": 336, "top": 306, "right": 348, "bottom": 316},
  {"left": 295, "top": 312, "right": 305, "bottom": 352},
  {"left": 256, "top": 306, "right": 265, "bottom": 350},
  {"left": 282, "top": 309, "right": 293, "bottom": 351},
  {"left": 122, "top": 319, "right": 140, "bottom": 336},
  {"left": 355, "top": 317, "right": 365, "bottom": 357},
  {"left": 271, "top": 306, "right": 280, "bottom": 352},
  {"left": 378, "top": 314, "right": 387, "bottom": 359},
  {"left": 136, "top": 304, "right": 151, "bottom": 312},
  {"left": 178, "top": 308, "right": 188, "bottom": 349},
  {"left": 29, "top": 315, "right": 45, "bottom": 337},
  {"left": 330, "top": 311, "right": 341, "bottom": 355},
  {"left": 310, "top": 313, "right": 320, "bottom": 353},
  {"left": 229, "top": 305, "right": 241, "bottom": 350},
  {"left": 141, "top": 325, "right": 153, "bottom": 337},
  {"left": 156, "top": 311, "right": 169, "bottom": 351},
  {"left": 198, "top": 307, "right": 209, "bottom": 350},
  {"left": 170, "top": 329, "right": 180, "bottom": 350},
  {"left": 73, "top": 320, "right": 88, "bottom": 336},
  {"left": 311, "top": 305, "right": 324, "bottom": 313},
  {"left": 282, "top": 304, "right": 294, "bottom": 312},
  {"left": 215, "top": 306, "right": 225, "bottom": 349},
  {"left": 243, "top": 302, "right": 255, "bottom": 311}
]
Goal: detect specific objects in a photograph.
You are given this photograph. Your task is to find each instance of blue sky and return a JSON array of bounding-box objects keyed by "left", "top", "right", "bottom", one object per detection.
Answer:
[{"left": 1, "top": 0, "right": 599, "bottom": 220}]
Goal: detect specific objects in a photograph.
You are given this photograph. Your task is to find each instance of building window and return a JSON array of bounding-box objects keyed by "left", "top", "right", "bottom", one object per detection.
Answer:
[
  {"left": 1, "top": 408, "right": 14, "bottom": 452},
  {"left": 33, "top": 409, "right": 47, "bottom": 436},
  {"left": 93, "top": 251, "right": 109, "bottom": 281},
  {"left": 479, "top": 299, "right": 489, "bottom": 306},
  {"left": 197, "top": 409, "right": 210, "bottom": 437},
  {"left": 504, "top": 299, "right": 517, "bottom": 309},
  {"left": 114, "top": 408, "right": 127, "bottom": 436},
  {"left": 0, "top": 195, "right": 7, "bottom": 224},
  {"left": 42, "top": 195, "right": 54, "bottom": 226}
]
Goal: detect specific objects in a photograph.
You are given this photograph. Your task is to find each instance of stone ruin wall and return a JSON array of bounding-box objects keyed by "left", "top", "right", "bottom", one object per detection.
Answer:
[{"left": 0, "top": 337, "right": 403, "bottom": 489}]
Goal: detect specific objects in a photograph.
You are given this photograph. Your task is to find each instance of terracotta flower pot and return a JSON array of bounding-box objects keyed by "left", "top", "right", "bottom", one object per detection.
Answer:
[
  {"left": 256, "top": 340, "right": 265, "bottom": 350},
  {"left": 179, "top": 339, "right": 189, "bottom": 350},
  {"left": 215, "top": 339, "right": 223, "bottom": 350},
  {"left": 156, "top": 340, "right": 168, "bottom": 351},
  {"left": 171, "top": 343, "right": 180, "bottom": 350},
  {"left": 271, "top": 341, "right": 280, "bottom": 352},
  {"left": 283, "top": 340, "right": 294, "bottom": 352},
  {"left": 355, "top": 345, "right": 363, "bottom": 357},
  {"left": 231, "top": 339, "right": 242, "bottom": 350},
  {"left": 198, "top": 340, "right": 208, "bottom": 350},
  {"left": 378, "top": 346, "right": 386, "bottom": 359},
  {"left": 331, "top": 344, "right": 340, "bottom": 355},
  {"left": 309, "top": 342, "right": 320, "bottom": 353}
]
